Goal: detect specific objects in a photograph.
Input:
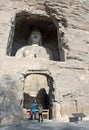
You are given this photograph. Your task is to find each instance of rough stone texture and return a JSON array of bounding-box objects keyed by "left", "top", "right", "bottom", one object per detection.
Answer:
[
  {"left": 0, "top": 0, "right": 89, "bottom": 124},
  {"left": 1, "top": 121, "right": 89, "bottom": 130},
  {"left": 0, "top": 75, "right": 23, "bottom": 124}
]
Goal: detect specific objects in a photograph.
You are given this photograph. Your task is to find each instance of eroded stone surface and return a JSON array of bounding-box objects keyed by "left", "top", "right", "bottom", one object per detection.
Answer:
[{"left": 0, "top": 0, "right": 89, "bottom": 124}]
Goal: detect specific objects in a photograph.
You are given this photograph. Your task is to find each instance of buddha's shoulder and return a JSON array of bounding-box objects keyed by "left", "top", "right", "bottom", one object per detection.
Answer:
[
  {"left": 19, "top": 45, "right": 32, "bottom": 50},
  {"left": 23, "top": 45, "right": 46, "bottom": 50},
  {"left": 18, "top": 45, "right": 51, "bottom": 51}
]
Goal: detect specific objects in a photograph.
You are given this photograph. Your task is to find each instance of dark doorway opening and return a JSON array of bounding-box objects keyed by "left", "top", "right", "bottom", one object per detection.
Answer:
[
  {"left": 36, "top": 88, "right": 49, "bottom": 109},
  {"left": 22, "top": 73, "right": 54, "bottom": 119},
  {"left": 23, "top": 88, "right": 49, "bottom": 110}
]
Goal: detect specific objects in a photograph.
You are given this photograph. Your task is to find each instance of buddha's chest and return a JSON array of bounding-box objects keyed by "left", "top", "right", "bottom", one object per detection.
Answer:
[{"left": 23, "top": 47, "right": 49, "bottom": 59}]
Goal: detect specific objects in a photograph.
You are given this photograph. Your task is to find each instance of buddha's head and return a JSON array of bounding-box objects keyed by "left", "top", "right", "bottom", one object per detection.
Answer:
[{"left": 28, "top": 29, "right": 42, "bottom": 45}]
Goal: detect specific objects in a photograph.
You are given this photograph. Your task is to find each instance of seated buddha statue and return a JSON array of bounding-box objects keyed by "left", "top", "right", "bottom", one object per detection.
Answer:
[{"left": 15, "top": 29, "right": 53, "bottom": 60}]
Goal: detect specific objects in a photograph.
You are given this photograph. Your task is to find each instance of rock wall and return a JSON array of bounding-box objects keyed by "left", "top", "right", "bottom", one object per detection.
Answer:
[{"left": 0, "top": 0, "right": 89, "bottom": 123}]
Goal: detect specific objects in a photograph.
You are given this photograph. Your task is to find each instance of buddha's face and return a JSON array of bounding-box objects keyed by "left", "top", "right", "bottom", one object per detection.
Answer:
[{"left": 29, "top": 30, "right": 42, "bottom": 45}]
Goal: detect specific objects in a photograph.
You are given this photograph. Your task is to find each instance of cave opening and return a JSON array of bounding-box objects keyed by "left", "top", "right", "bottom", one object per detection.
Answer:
[
  {"left": 7, "top": 12, "right": 65, "bottom": 61},
  {"left": 22, "top": 73, "right": 54, "bottom": 119}
]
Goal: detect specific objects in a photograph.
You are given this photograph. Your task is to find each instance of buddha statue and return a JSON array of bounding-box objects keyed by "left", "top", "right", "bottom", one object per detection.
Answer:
[{"left": 15, "top": 29, "right": 53, "bottom": 60}]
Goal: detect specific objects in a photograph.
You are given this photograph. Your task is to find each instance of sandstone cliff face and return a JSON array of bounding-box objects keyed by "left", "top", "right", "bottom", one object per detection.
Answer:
[{"left": 0, "top": 0, "right": 89, "bottom": 123}]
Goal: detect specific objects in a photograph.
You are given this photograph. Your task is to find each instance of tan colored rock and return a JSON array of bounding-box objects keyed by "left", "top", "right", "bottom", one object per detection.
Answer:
[{"left": 0, "top": 0, "right": 89, "bottom": 124}]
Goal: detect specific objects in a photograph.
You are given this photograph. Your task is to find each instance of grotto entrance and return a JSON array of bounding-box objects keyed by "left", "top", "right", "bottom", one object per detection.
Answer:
[
  {"left": 23, "top": 89, "right": 49, "bottom": 110},
  {"left": 7, "top": 12, "right": 65, "bottom": 61},
  {"left": 22, "top": 73, "right": 54, "bottom": 119}
]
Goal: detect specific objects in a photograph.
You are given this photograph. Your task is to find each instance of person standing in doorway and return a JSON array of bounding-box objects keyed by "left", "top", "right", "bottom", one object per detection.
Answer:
[
  {"left": 38, "top": 104, "right": 43, "bottom": 122},
  {"left": 31, "top": 100, "right": 37, "bottom": 120}
]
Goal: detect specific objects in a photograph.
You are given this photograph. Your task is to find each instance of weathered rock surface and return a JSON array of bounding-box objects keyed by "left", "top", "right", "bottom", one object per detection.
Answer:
[
  {"left": 0, "top": 84, "right": 23, "bottom": 124},
  {"left": 0, "top": 0, "right": 89, "bottom": 124}
]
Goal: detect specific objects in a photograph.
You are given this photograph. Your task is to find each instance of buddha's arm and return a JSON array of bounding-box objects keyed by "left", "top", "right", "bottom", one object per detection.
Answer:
[
  {"left": 15, "top": 48, "right": 24, "bottom": 57},
  {"left": 46, "top": 48, "right": 53, "bottom": 60}
]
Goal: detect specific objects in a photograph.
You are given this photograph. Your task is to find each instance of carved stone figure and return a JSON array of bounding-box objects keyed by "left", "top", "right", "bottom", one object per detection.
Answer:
[{"left": 16, "top": 29, "right": 53, "bottom": 60}]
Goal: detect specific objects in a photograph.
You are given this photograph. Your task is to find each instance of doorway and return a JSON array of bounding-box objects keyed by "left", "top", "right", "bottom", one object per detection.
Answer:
[{"left": 22, "top": 73, "right": 54, "bottom": 119}]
